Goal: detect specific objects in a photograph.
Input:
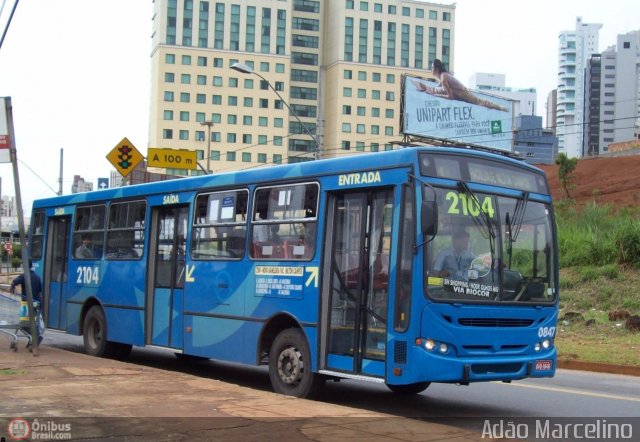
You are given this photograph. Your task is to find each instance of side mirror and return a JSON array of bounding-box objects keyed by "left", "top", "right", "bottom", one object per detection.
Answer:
[{"left": 421, "top": 200, "right": 438, "bottom": 236}]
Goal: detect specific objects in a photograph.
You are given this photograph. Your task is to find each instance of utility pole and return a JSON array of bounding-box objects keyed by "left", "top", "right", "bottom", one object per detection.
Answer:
[
  {"left": 4, "top": 96, "right": 39, "bottom": 356},
  {"left": 58, "top": 148, "right": 63, "bottom": 195},
  {"left": 200, "top": 121, "right": 214, "bottom": 174}
]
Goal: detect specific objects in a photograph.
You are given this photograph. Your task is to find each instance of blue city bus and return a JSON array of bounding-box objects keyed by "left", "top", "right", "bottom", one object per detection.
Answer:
[{"left": 29, "top": 146, "right": 558, "bottom": 398}]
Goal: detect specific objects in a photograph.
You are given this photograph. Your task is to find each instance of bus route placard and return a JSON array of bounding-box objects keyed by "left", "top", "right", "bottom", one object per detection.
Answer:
[{"left": 255, "top": 266, "right": 304, "bottom": 299}]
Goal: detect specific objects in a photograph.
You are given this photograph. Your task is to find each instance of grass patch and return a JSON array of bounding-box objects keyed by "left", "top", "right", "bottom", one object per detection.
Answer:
[
  {"left": 555, "top": 321, "right": 640, "bottom": 366},
  {"left": 0, "top": 368, "right": 26, "bottom": 376},
  {"left": 559, "top": 266, "right": 640, "bottom": 312},
  {"left": 555, "top": 203, "right": 640, "bottom": 366},
  {"left": 556, "top": 203, "right": 640, "bottom": 268}
]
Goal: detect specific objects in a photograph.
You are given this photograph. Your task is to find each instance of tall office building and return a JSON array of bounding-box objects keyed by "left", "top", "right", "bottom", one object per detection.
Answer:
[
  {"left": 583, "top": 30, "right": 640, "bottom": 156},
  {"left": 149, "top": 0, "right": 456, "bottom": 175},
  {"left": 513, "top": 115, "right": 558, "bottom": 165},
  {"left": 556, "top": 17, "right": 601, "bottom": 158}
]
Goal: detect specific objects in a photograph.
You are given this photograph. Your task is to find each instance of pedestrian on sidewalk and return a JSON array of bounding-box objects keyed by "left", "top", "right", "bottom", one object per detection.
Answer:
[{"left": 10, "top": 260, "right": 44, "bottom": 345}]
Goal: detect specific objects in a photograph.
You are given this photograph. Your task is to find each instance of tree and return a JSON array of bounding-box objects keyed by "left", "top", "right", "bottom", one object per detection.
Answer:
[
  {"left": 10, "top": 243, "right": 22, "bottom": 270},
  {"left": 555, "top": 153, "right": 578, "bottom": 199}
]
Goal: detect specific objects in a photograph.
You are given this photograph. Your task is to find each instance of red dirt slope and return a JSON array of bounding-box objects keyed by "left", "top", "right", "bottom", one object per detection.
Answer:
[{"left": 536, "top": 155, "right": 640, "bottom": 208}]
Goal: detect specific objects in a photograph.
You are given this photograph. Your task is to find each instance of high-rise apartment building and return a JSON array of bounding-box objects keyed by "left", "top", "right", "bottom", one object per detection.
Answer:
[
  {"left": 583, "top": 30, "right": 640, "bottom": 156},
  {"left": 545, "top": 89, "right": 557, "bottom": 135},
  {"left": 1, "top": 195, "right": 17, "bottom": 218},
  {"left": 584, "top": 53, "right": 601, "bottom": 156},
  {"left": 556, "top": 17, "right": 602, "bottom": 158},
  {"left": 613, "top": 31, "right": 640, "bottom": 146},
  {"left": 71, "top": 175, "right": 93, "bottom": 194},
  {"left": 149, "top": 0, "right": 456, "bottom": 175}
]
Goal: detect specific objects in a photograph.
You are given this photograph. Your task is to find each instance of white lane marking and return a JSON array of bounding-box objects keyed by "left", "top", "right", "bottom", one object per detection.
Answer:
[{"left": 496, "top": 382, "right": 640, "bottom": 403}]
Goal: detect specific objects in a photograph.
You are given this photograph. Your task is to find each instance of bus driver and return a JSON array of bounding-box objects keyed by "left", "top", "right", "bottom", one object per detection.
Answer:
[{"left": 433, "top": 228, "right": 476, "bottom": 281}]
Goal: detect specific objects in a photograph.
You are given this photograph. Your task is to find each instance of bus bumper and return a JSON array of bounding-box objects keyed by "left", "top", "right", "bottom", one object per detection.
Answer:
[{"left": 403, "top": 345, "right": 557, "bottom": 383}]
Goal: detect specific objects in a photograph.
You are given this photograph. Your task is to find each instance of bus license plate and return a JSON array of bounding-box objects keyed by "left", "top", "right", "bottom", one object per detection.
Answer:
[{"left": 535, "top": 360, "right": 552, "bottom": 371}]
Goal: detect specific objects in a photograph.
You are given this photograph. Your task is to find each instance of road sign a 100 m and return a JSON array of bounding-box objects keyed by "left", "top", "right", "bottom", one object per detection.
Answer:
[{"left": 147, "top": 148, "right": 197, "bottom": 170}]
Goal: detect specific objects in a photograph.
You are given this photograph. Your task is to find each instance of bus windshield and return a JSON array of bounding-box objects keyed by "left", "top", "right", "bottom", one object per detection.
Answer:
[{"left": 425, "top": 186, "right": 556, "bottom": 304}]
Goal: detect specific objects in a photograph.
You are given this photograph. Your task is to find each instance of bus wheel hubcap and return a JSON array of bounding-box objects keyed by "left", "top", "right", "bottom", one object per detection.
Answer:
[
  {"left": 90, "top": 321, "right": 101, "bottom": 347},
  {"left": 278, "top": 347, "right": 303, "bottom": 385}
]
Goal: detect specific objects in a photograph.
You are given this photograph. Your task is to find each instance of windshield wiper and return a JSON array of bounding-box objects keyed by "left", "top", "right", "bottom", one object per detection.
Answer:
[
  {"left": 505, "top": 191, "right": 529, "bottom": 269},
  {"left": 509, "top": 191, "right": 529, "bottom": 243},
  {"left": 458, "top": 181, "right": 495, "bottom": 241}
]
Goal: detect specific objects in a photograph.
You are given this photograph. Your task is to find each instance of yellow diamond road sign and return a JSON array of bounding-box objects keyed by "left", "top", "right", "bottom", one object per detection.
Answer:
[
  {"left": 106, "top": 137, "right": 143, "bottom": 177},
  {"left": 147, "top": 148, "right": 197, "bottom": 170}
]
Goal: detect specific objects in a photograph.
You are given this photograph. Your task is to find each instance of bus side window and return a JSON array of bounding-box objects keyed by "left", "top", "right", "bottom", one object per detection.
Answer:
[
  {"left": 106, "top": 200, "right": 146, "bottom": 260},
  {"left": 191, "top": 189, "right": 248, "bottom": 260},
  {"left": 73, "top": 205, "right": 106, "bottom": 260},
  {"left": 250, "top": 183, "right": 318, "bottom": 260}
]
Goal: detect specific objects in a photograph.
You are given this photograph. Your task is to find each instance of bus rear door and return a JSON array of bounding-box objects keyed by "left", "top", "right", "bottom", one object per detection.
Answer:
[
  {"left": 43, "top": 216, "right": 71, "bottom": 330},
  {"left": 147, "top": 205, "right": 189, "bottom": 349},
  {"left": 322, "top": 189, "right": 393, "bottom": 378}
]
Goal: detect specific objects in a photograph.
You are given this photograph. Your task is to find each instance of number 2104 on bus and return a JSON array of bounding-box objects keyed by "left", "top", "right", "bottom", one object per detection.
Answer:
[{"left": 29, "top": 145, "right": 558, "bottom": 398}]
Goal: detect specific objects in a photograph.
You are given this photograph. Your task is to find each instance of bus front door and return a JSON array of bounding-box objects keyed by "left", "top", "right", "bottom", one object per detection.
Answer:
[
  {"left": 148, "top": 205, "right": 188, "bottom": 349},
  {"left": 324, "top": 190, "right": 393, "bottom": 378},
  {"left": 44, "top": 216, "right": 71, "bottom": 330}
]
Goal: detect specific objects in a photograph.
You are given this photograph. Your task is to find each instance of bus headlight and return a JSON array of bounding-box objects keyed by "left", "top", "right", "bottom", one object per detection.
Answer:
[
  {"left": 422, "top": 338, "right": 451, "bottom": 354},
  {"left": 534, "top": 340, "right": 552, "bottom": 352}
]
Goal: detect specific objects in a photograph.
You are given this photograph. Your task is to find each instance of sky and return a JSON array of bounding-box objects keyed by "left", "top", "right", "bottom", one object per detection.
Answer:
[{"left": 0, "top": 0, "right": 638, "bottom": 215}]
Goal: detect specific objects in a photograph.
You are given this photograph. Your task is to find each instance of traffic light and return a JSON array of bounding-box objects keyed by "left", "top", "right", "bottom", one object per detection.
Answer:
[{"left": 118, "top": 144, "right": 132, "bottom": 169}]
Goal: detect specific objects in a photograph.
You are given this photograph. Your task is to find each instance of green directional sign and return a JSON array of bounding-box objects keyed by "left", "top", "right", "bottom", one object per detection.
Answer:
[{"left": 491, "top": 120, "right": 502, "bottom": 134}]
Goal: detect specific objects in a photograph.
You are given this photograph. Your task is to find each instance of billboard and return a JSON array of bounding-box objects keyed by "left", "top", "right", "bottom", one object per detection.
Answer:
[{"left": 401, "top": 74, "right": 514, "bottom": 152}]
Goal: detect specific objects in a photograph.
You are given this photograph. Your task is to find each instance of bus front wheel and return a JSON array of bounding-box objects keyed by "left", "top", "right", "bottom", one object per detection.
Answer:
[
  {"left": 386, "top": 382, "right": 431, "bottom": 395},
  {"left": 83, "top": 306, "right": 118, "bottom": 358},
  {"left": 269, "top": 328, "right": 323, "bottom": 398}
]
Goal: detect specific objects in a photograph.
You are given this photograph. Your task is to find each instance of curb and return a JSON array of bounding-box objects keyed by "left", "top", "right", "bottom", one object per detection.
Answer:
[{"left": 557, "top": 359, "right": 640, "bottom": 377}]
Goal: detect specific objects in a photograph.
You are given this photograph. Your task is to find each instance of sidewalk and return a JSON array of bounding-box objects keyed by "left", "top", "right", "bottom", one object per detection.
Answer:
[{"left": 0, "top": 334, "right": 481, "bottom": 441}]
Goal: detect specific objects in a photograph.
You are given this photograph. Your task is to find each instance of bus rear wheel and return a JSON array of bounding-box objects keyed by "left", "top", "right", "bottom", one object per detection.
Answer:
[
  {"left": 386, "top": 382, "right": 431, "bottom": 395},
  {"left": 83, "top": 306, "right": 118, "bottom": 358},
  {"left": 269, "top": 328, "right": 323, "bottom": 398}
]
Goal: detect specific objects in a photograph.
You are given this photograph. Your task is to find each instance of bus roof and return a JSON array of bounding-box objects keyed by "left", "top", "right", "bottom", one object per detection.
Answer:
[{"left": 33, "top": 145, "right": 546, "bottom": 209}]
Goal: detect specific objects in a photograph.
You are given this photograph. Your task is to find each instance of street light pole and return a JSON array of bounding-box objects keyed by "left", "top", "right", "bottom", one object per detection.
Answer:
[
  {"left": 230, "top": 62, "right": 320, "bottom": 160},
  {"left": 200, "top": 120, "right": 214, "bottom": 174}
]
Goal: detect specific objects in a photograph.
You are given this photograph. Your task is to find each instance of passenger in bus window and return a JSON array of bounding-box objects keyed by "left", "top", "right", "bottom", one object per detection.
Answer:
[
  {"left": 76, "top": 235, "right": 93, "bottom": 259},
  {"left": 269, "top": 224, "right": 283, "bottom": 244},
  {"left": 432, "top": 228, "right": 476, "bottom": 280}
]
